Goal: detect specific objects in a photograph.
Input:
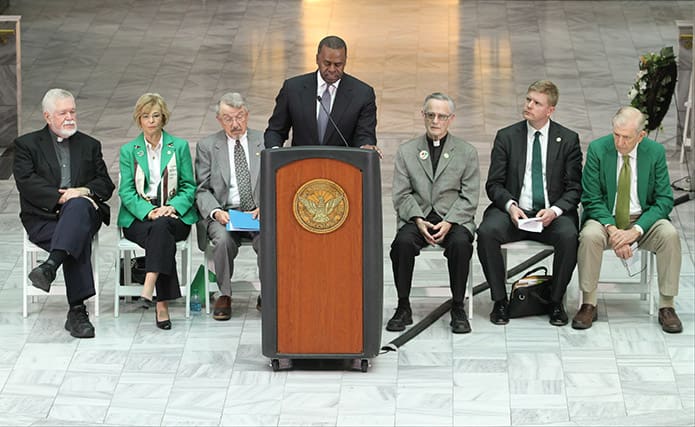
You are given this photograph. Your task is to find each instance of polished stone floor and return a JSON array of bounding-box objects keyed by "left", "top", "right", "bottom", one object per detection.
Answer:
[{"left": 0, "top": 1, "right": 694, "bottom": 426}]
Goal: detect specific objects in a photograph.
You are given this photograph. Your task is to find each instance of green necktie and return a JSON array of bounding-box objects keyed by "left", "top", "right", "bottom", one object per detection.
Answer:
[
  {"left": 531, "top": 131, "right": 544, "bottom": 211},
  {"left": 615, "top": 155, "right": 631, "bottom": 229}
]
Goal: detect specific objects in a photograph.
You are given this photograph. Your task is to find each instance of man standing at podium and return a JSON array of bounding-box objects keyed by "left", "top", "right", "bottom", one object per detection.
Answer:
[
  {"left": 264, "top": 35, "right": 381, "bottom": 157},
  {"left": 195, "top": 92, "right": 262, "bottom": 321},
  {"left": 388, "top": 92, "right": 480, "bottom": 334}
]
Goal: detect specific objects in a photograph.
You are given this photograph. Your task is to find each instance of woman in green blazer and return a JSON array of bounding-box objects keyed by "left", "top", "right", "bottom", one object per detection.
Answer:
[{"left": 118, "top": 93, "right": 199, "bottom": 330}]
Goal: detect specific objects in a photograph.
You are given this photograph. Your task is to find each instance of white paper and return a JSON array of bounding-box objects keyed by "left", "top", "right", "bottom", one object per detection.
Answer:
[
  {"left": 518, "top": 217, "right": 544, "bottom": 233},
  {"left": 620, "top": 243, "right": 642, "bottom": 275}
]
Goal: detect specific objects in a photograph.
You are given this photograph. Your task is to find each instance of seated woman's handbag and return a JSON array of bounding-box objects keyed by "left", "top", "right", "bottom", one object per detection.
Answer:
[
  {"left": 508, "top": 266, "right": 552, "bottom": 318},
  {"left": 119, "top": 256, "right": 146, "bottom": 285}
]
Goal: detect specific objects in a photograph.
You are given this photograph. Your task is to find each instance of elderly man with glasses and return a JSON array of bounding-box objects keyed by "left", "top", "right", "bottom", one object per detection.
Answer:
[
  {"left": 387, "top": 92, "right": 480, "bottom": 334},
  {"left": 195, "top": 92, "right": 262, "bottom": 321}
]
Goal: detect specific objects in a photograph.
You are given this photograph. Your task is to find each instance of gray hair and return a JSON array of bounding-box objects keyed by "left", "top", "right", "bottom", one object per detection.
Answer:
[
  {"left": 612, "top": 106, "right": 646, "bottom": 133},
  {"left": 42, "top": 88, "right": 74, "bottom": 113},
  {"left": 423, "top": 92, "right": 455, "bottom": 114},
  {"left": 216, "top": 92, "right": 248, "bottom": 115}
]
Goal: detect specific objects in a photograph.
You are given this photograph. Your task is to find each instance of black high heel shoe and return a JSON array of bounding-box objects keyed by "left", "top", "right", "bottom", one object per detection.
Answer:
[
  {"left": 141, "top": 296, "right": 155, "bottom": 309},
  {"left": 155, "top": 309, "right": 171, "bottom": 330}
]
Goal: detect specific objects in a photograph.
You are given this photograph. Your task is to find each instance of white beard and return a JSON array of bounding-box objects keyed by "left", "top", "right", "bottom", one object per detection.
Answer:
[{"left": 56, "top": 121, "right": 77, "bottom": 138}]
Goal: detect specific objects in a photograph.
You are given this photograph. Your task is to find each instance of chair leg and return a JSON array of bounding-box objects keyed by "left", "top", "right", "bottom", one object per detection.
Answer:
[
  {"left": 467, "top": 258, "right": 473, "bottom": 320},
  {"left": 92, "top": 235, "right": 100, "bottom": 317},
  {"left": 204, "top": 248, "right": 211, "bottom": 314},
  {"left": 23, "top": 242, "right": 29, "bottom": 318},
  {"left": 114, "top": 254, "right": 121, "bottom": 318}
]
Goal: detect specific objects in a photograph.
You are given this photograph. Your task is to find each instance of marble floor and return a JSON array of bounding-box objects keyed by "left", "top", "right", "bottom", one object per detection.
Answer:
[{"left": 0, "top": 0, "right": 694, "bottom": 425}]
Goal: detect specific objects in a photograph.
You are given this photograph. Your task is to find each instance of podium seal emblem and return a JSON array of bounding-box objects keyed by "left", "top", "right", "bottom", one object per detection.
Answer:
[{"left": 293, "top": 178, "right": 349, "bottom": 234}]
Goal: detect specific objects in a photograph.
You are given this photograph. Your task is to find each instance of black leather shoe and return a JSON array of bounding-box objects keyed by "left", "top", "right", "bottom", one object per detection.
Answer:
[
  {"left": 64, "top": 305, "right": 95, "bottom": 338},
  {"left": 141, "top": 297, "right": 155, "bottom": 309},
  {"left": 155, "top": 309, "right": 172, "bottom": 330},
  {"left": 489, "top": 299, "right": 509, "bottom": 325},
  {"left": 450, "top": 303, "right": 471, "bottom": 334},
  {"left": 256, "top": 295, "right": 262, "bottom": 311},
  {"left": 386, "top": 306, "right": 413, "bottom": 332},
  {"left": 29, "top": 259, "right": 58, "bottom": 292},
  {"left": 549, "top": 303, "right": 569, "bottom": 326}
]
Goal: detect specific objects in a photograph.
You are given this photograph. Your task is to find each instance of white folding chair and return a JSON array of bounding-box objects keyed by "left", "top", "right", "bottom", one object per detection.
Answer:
[
  {"left": 579, "top": 248, "right": 657, "bottom": 315},
  {"left": 22, "top": 231, "right": 100, "bottom": 317},
  {"left": 114, "top": 229, "right": 193, "bottom": 317},
  {"left": 411, "top": 245, "right": 474, "bottom": 319}
]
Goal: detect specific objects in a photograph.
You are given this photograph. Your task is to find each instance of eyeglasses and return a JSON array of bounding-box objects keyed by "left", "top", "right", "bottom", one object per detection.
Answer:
[
  {"left": 220, "top": 113, "right": 247, "bottom": 124},
  {"left": 141, "top": 112, "right": 162, "bottom": 121},
  {"left": 423, "top": 112, "right": 452, "bottom": 122}
]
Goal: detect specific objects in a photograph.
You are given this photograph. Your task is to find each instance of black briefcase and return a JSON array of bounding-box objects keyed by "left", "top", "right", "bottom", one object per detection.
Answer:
[{"left": 508, "top": 266, "right": 552, "bottom": 318}]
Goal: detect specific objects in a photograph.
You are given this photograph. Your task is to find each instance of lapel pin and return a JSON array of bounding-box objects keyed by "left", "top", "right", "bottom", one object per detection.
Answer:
[
  {"left": 419, "top": 150, "right": 429, "bottom": 160},
  {"left": 443, "top": 153, "right": 450, "bottom": 159},
  {"left": 556, "top": 137, "right": 561, "bottom": 142},
  {"left": 137, "top": 150, "right": 144, "bottom": 156},
  {"left": 167, "top": 142, "right": 174, "bottom": 148},
  {"left": 167, "top": 150, "right": 172, "bottom": 155}
]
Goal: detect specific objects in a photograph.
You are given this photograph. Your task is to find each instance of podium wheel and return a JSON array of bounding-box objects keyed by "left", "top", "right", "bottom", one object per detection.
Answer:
[
  {"left": 271, "top": 359, "right": 280, "bottom": 371},
  {"left": 360, "top": 359, "right": 369, "bottom": 372}
]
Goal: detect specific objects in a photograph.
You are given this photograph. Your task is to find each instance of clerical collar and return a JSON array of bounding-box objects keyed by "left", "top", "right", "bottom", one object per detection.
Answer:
[
  {"left": 49, "top": 129, "right": 68, "bottom": 143},
  {"left": 426, "top": 134, "right": 448, "bottom": 147}
]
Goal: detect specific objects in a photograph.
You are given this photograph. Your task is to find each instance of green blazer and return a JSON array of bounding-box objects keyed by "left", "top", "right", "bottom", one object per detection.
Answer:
[
  {"left": 118, "top": 131, "right": 199, "bottom": 227},
  {"left": 581, "top": 134, "right": 673, "bottom": 232}
]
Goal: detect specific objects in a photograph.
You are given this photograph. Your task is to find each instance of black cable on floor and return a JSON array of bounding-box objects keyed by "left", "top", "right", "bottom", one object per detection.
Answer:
[{"left": 380, "top": 249, "right": 554, "bottom": 353}]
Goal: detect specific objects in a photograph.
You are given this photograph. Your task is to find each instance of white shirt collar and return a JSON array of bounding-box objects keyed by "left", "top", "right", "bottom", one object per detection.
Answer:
[{"left": 316, "top": 70, "right": 341, "bottom": 94}]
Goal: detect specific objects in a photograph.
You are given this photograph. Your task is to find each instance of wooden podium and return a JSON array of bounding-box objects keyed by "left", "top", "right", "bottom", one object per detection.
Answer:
[{"left": 260, "top": 147, "right": 383, "bottom": 371}]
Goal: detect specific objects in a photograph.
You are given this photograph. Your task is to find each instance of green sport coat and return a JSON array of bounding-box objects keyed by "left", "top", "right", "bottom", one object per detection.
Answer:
[
  {"left": 580, "top": 134, "right": 673, "bottom": 232},
  {"left": 117, "top": 130, "right": 199, "bottom": 227}
]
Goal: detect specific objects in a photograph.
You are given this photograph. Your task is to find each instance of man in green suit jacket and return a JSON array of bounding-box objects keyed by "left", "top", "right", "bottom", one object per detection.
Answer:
[{"left": 575, "top": 106, "right": 682, "bottom": 333}]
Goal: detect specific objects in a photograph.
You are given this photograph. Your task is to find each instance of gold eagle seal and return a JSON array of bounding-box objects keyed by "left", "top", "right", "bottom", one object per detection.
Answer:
[{"left": 293, "top": 178, "right": 349, "bottom": 234}]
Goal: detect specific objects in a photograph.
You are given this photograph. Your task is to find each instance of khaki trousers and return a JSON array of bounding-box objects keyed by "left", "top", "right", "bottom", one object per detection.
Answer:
[{"left": 577, "top": 219, "right": 681, "bottom": 305}]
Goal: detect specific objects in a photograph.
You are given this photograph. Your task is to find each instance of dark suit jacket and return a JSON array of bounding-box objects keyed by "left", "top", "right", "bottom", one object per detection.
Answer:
[
  {"left": 13, "top": 125, "right": 115, "bottom": 227},
  {"left": 581, "top": 135, "right": 673, "bottom": 231},
  {"left": 485, "top": 119, "right": 582, "bottom": 221},
  {"left": 264, "top": 71, "right": 377, "bottom": 148}
]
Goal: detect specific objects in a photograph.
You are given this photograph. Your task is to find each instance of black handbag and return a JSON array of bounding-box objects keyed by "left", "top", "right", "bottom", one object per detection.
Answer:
[
  {"left": 119, "top": 256, "right": 146, "bottom": 285},
  {"left": 508, "top": 266, "right": 552, "bottom": 318}
]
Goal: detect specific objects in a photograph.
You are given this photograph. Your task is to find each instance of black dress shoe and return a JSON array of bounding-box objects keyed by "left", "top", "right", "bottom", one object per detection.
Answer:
[
  {"left": 386, "top": 306, "right": 413, "bottom": 332},
  {"left": 64, "top": 305, "right": 95, "bottom": 338},
  {"left": 549, "top": 303, "right": 568, "bottom": 326},
  {"left": 155, "top": 309, "right": 171, "bottom": 330},
  {"left": 29, "top": 259, "right": 58, "bottom": 292},
  {"left": 256, "top": 295, "right": 262, "bottom": 311},
  {"left": 450, "top": 303, "right": 471, "bottom": 334},
  {"left": 141, "top": 297, "right": 155, "bottom": 309},
  {"left": 489, "top": 299, "right": 509, "bottom": 325}
]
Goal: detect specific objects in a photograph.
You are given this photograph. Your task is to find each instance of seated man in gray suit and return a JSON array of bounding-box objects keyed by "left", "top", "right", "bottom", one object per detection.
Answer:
[
  {"left": 388, "top": 92, "right": 480, "bottom": 334},
  {"left": 195, "top": 92, "right": 262, "bottom": 321}
]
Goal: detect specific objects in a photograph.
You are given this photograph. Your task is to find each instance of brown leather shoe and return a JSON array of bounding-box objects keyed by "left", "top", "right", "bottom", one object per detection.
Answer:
[
  {"left": 572, "top": 304, "right": 597, "bottom": 330},
  {"left": 213, "top": 295, "right": 232, "bottom": 321},
  {"left": 658, "top": 307, "right": 683, "bottom": 333}
]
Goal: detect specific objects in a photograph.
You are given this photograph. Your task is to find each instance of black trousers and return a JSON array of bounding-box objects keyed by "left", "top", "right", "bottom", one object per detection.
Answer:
[
  {"left": 476, "top": 207, "right": 578, "bottom": 303},
  {"left": 123, "top": 216, "right": 191, "bottom": 302},
  {"left": 390, "top": 220, "right": 474, "bottom": 304},
  {"left": 24, "top": 197, "right": 101, "bottom": 306}
]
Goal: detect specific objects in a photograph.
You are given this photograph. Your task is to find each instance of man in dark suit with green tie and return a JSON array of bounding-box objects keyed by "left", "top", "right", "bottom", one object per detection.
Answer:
[
  {"left": 477, "top": 80, "right": 583, "bottom": 327},
  {"left": 574, "top": 106, "right": 682, "bottom": 333}
]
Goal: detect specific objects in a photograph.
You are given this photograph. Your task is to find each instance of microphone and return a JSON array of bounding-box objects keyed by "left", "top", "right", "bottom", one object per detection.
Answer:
[{"left": 317, "top": 95, "right": 349, "bottom": 147}]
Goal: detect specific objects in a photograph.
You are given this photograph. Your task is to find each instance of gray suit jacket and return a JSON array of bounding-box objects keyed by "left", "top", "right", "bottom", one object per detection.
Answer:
[
  {"left": 392, "top": 133, "right": 480, "bottom": 236},
  {"left": 195, "top": 129, "right": 264, "bottom": 249}
]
